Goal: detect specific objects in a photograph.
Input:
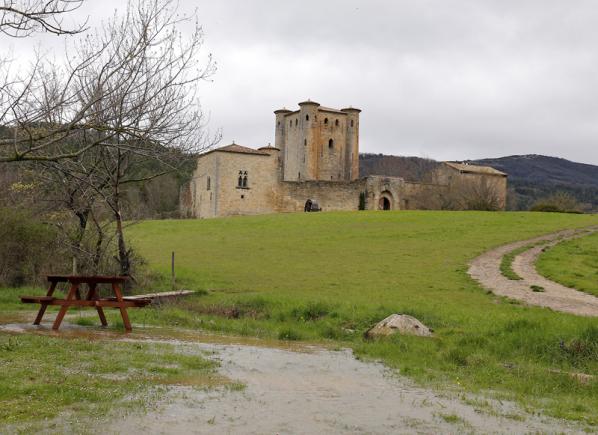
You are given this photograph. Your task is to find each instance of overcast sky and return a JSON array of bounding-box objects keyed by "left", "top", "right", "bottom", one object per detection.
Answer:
[{"left": 7, "top": 1, "right": 598, "bottom": 164}]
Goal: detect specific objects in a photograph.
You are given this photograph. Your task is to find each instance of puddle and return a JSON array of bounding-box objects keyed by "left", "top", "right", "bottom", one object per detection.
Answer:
[
  {"left": 1, "top": 321, "right": 586, "bottom": 434},
  {"left": 106, "top": 342, "right": 581, "bottom": 434}
]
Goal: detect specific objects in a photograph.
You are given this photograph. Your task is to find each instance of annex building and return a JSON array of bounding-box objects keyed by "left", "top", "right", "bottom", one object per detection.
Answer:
[{"left": 180, "top": 101, "right": 507, "bottom": 218}]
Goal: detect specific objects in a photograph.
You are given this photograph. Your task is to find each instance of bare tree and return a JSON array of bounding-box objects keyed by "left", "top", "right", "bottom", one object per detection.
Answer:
[
  {"left": 1, "top": 0, "right": 215, "bottom": 164},
  {"left": 1, "top": 0, "right": 86, "bottom": 37},
  {"left": 21, "top": 0, "right": 217, "bottom": 277}
]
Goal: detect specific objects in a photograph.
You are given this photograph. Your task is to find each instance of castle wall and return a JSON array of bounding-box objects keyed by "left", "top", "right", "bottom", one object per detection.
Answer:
[
  {"left": 278, "top": 179, "right": 367, "bottom": 212},
  {"left": 189, "top": 150, "right": 281, "bottom": 218}
]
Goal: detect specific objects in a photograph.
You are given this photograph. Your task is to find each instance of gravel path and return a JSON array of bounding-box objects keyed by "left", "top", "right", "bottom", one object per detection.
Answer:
[{"left": 469, "top": 226, "right": 598, "bottom": 316}]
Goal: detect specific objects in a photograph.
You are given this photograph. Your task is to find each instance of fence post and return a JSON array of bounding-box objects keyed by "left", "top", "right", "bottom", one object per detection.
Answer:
[{"left": 171, "top": 251, "right": 176, "bottom": 291}]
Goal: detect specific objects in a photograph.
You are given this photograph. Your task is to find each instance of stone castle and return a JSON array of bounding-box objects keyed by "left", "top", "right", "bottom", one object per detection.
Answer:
[{"left": 180, "top": 101, "right": 507, "bottom": 218}]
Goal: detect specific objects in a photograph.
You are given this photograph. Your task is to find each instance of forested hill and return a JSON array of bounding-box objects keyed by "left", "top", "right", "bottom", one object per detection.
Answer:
[{"left": 359, "top": 153, "right": 598, "bottom": 211}]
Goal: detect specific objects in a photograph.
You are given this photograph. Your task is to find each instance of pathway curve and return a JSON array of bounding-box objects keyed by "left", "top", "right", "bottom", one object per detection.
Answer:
[{"left": 469, "top": 226, "right": 598, "bottom": 316}]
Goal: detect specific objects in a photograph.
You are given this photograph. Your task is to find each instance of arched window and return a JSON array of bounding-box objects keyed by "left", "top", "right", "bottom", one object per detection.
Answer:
[
  {"left": 305, "top": 114, "right": 309, "bottom": 121},
  {"left": 328, "top": 139, "right": 334, "bottom": 149},
  {"left": 298, "top": 172, "right": 301, "bottom": 179},
  {"left": 290, "top": 120, "right": 292, "bottom": 127},
  {"left": 335, "top": 119, "right": 339, "bottom": 126},
  {"left": 350, "top": 120, "right": 354, "bottom": 127},
  {"left": 324, "top": 118, "right": 328, "bottom": 124},
  {"left": 242, "top": 171, "right": 248, "bottom": 188},
  {"left": 238, "top": 171, "right": 243, "bottom": 187},
  {"left": 206, "top": 176, "right": 211, "bottom": 191}
]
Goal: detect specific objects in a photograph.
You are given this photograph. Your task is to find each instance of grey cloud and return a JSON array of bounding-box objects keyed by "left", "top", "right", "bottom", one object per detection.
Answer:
[{"left": 6, "top": 0, "right": 598, "bottom": 164}]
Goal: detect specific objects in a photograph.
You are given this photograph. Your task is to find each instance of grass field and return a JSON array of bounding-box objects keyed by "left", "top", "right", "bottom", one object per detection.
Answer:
[
  {"left": 0, "top": 289, "right": 227, "bottom": 430},
  {"left": 123, "top": 211, "right": 598, "bottom": 425},
  {"left": 537, "top": 231, "right": 598, "bottom": 297}
]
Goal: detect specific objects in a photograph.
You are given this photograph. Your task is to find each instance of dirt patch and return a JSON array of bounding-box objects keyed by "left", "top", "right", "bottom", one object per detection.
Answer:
[{"left": 469, "top": 226, "right": 598, "bottom": 316}]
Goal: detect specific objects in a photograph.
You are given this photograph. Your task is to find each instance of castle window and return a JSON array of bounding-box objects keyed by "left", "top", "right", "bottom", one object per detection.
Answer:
[
  {"left": 242, "top": 171, "right": 248, "bottom": 188},
  {"left": 295, "top": 119, "right": 298, "bottom": 126},
  {"left": 305, "top": 114, "right": 309, "bottom": 121},
  {"left": 238, "top": 172, "right": 243, "bottom": 187},
  {"left": 328, "top": 139, "right": 334, "bottom": 149},
  {"left": 290, "top": 120, "right": 292, "bottom": 127},
  {"left": 324, "top": 118, "right": 328, "bottom": 124},
  {"left": 350, "top": 120, "right": 354, "bottom": 127},
  {"left": 298, "top": 172, "right": 301, "bottom": 179},
  {"left": 206, "top": 176, "right": 211, "bottom": 191},
  {"left": 304, "top": 139, "right": 307, "bottom": 146},
  {"left": 335, "top": 119, "right": 339, "bottom": 126}
]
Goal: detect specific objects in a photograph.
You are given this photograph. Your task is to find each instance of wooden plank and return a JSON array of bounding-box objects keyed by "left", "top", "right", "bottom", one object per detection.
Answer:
[
  {"left": 21, "top": 296, "right": 55, "bottom": 303},
  {"left": 52, "top": 283, "right": 78, "bottom": 330},
  {"left": 47, "top": 275, "right": 129, "bottom": 284},
  {"left": 124, "top": 290, "right": 194, "bottom": 303},
  {"left": 34, "top": 279, "right": 58, "bottom": 325},
  {"left": 112, "top": 282, "right": 132, "bottom": 332}
]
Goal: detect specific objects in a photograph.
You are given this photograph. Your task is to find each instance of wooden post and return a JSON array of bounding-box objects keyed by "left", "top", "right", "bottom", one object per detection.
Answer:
[{"left": 171, "top": 251, "right": 176, "bottom": 291}]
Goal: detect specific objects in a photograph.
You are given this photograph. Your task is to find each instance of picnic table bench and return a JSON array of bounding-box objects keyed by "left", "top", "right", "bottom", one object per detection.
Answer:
[{"left": 21, "top": 275, "right": 151, "bottom": 332}]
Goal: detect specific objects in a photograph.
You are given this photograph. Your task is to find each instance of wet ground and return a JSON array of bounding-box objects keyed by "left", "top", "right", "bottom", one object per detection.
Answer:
[
  {"left": 104, "top": 338, "right": 584, "bottom": 434},
  {"left": 1, "top": 319, "right": 589, "bottom": 433}
]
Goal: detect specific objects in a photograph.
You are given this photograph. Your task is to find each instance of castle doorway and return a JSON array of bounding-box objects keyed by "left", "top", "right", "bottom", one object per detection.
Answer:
[{"left": 378, "top": 191, "right": 393, "bottom": 210}]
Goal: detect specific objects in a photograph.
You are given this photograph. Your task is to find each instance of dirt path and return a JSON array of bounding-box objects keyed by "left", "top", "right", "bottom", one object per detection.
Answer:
[
  {"left": 1, "top": 322, "right": 586, "bottom": 434},
  {"left": 469, "top": 226, "right": 598, "bottom": 316}
]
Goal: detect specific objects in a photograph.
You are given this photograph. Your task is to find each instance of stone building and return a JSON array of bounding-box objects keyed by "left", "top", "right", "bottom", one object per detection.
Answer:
[{"left": 180, "top": 101, "right": 507, "bottom": 218}]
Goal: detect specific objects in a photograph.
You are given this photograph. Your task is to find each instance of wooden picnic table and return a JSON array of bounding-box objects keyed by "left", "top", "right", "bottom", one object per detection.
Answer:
[{"left": 21, "top": 275, "right": 151, "bottom": 332}]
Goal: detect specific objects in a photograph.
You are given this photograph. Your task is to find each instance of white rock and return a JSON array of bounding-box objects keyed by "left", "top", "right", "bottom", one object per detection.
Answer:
[{"left": 366, "top": 314, "right": 432, "bottom": 338}]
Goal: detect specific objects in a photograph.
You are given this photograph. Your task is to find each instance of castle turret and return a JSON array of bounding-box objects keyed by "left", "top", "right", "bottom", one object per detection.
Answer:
[
  {"left": 274, "top": 108, "right": 291, "bottom": 179},
  {"left": 298, "top": 100, "right": 320, "bottom": 180},
  {"left": 341, "top": 107, "right": 361, "bottom": 180}
]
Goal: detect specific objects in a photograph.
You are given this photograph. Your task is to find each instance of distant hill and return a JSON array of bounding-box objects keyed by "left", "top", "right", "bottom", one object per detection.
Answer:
[{"left": 359, "top": 153, "right": 598, "bottom": 211}]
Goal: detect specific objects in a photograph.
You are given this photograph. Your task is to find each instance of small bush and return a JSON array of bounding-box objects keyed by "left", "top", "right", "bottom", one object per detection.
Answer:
[
  {"left": 278, "top": 327, "right": 302, "bottom": 341},
  {"left": 291, "top": 301, "right": 331, "bottom": 321},
  {"left": 530, "top": 192, "right": 583, "bottom": 213},
  {"left": 0, "top": 208, "right": 66, "bottom": 286}
]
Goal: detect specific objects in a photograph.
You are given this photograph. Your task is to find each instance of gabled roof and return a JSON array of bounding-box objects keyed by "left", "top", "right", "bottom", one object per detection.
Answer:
[
  {"left": 444, "top": 162, "right": 507, "bottom": 176},
  {"left": 204, "top": 143, "right": 271, "bottom": 157}
]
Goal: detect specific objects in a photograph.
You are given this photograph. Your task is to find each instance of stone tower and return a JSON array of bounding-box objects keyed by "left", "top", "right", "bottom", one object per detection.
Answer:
[{"left": 274, "top": 100, "right": 360, "bottom": 182}]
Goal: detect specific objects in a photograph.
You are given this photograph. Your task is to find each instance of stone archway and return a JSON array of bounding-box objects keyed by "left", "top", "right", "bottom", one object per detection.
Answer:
[{"left": 378, "top": 191, "right": 393, "bottom": 210}]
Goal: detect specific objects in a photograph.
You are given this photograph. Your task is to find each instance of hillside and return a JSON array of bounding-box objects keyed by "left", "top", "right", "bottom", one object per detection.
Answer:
[{"left": 359, "top": 153, "right": 598, "bottom": 211}]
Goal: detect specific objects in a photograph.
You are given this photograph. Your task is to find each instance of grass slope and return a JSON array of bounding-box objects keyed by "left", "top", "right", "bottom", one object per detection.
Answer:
[
  {"left": 537, "top": 231, "right": 598, "bottom": 297},
  {"left": 127, "top": 211, "right": 598, "bottom": 425}
]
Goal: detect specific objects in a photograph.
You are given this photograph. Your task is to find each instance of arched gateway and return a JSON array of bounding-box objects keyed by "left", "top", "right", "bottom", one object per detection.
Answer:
[{"left": 378, "top": 191, "right": 393, "bottom": 210}]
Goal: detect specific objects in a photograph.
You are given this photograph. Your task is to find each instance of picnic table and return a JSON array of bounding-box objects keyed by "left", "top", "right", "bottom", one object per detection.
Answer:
[{"left": 21, "top": 275, "right": 151, "bottom": 332}]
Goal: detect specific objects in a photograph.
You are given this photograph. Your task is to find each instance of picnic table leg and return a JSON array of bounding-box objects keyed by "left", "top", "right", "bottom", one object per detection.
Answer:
[
  {"left": 34, "top": 281, "right": 57, "bottom": 325},
  {"left": 52, "top": 283, "right": 78, "bottom": 330},
  {"left": 112, "top": 282, "right": 132, "bottom": 332},
  {"left": 87, "top": 283, "right": 108, "bottom": 327}
]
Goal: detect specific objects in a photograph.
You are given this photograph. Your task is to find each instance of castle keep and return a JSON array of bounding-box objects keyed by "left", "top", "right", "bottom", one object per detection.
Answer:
[{"left": 181, "top": 101, "right": 507, "bottom": 218}]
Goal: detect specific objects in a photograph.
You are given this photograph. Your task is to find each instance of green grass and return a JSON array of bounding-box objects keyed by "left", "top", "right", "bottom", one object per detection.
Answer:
[
  {"left": 0, "top": 333, "right": 221, "bottom": 431},
  {"left": 499, "top": 242, "right": 545, "bottom": 281},
  {"left": 123, "top": 210, "right": 598, "bottom": 424},
  {"left": 499, "top": 247, "right": 526, "bottom": 280},
  {"left": 537, "top": 231, "right": 598, "bottom": 297}
]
